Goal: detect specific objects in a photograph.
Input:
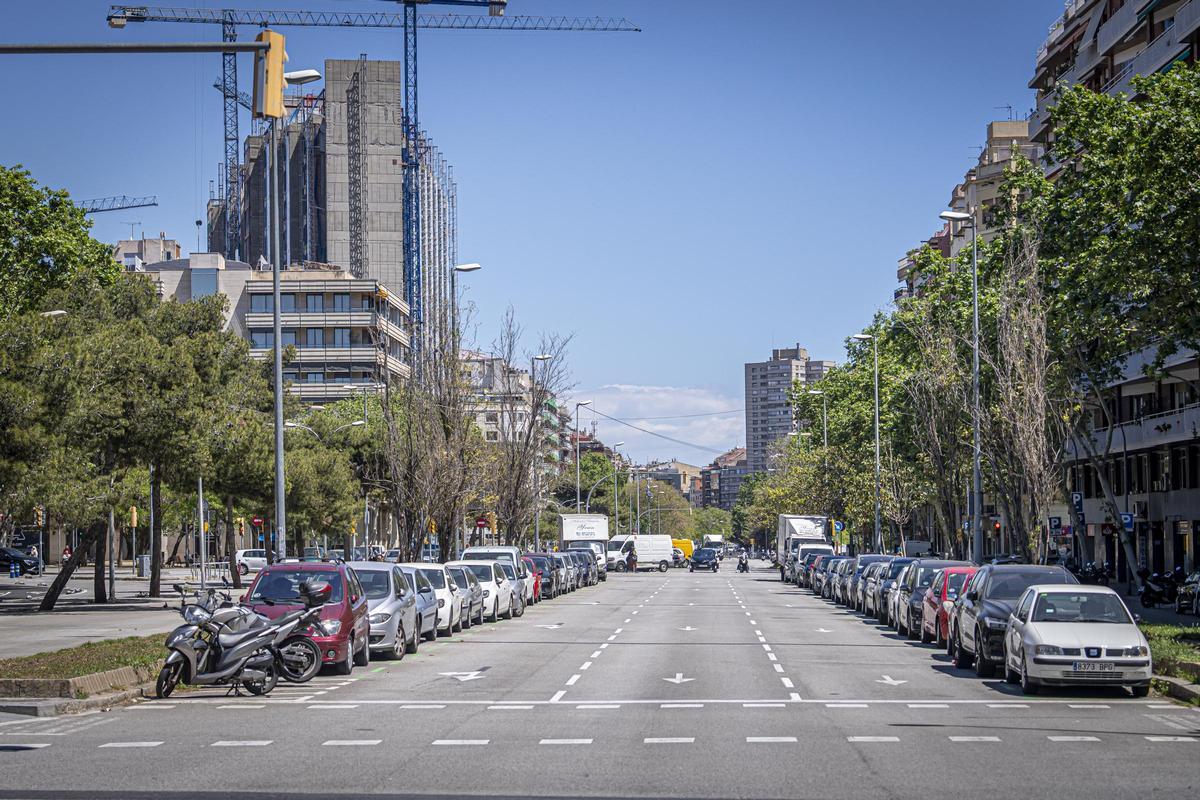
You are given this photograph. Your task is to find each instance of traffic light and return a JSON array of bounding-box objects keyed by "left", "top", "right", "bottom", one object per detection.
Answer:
[
  {"left": 252, "top": 30, "right": 287, "bottom": 119},
  {"left": 33, "top": 507, "right": 44, "bottom": 527},
  {"left": 129, "top": 506, "right": 138, "bottom": 528}
]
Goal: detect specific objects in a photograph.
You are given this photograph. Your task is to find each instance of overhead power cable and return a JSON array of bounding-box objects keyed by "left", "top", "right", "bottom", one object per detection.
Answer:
[
  {"left": 587, "top": 406, "right": 730, "bottom": 456},
  {"left": 616, "top": 408, "right": 743, "bottom": 421}
]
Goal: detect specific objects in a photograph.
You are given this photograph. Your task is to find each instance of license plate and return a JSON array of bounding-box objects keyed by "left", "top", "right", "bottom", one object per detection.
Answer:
[{"left": 1071, "top": 661, "right": 1115, "bottom": 672}]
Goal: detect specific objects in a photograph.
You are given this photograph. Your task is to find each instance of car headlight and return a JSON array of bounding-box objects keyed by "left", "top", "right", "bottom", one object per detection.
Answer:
[
  {"left": 984, "top": 617, "right": 1007, "bottom": 630},
  {"left": 1035, "top": 644, "right": 1063, "bottom": 656},
  {"left": 368, "top": 613, "right": 391, "bottom": 625},
  {"left": 1125, "top": 645, "right": 1149, "bottom": 657},
  {"left": 319, "top": 619, "right": 342, "bottom": 636}
]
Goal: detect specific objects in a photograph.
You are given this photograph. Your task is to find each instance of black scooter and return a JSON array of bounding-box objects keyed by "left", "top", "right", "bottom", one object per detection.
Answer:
[
  {"left": 1138, "top": 568, "right": 1177, "bottom": 608},
  {"left": 156, "top": 581, "right": 330, "bottom": 698}
]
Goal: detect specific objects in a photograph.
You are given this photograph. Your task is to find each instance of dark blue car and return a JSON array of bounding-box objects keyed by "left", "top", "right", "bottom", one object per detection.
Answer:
[{"left": 689, "top": 548, "right": 720, "bottom": 572}]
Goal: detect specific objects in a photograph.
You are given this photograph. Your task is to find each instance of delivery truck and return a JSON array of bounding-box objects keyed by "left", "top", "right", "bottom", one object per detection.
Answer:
[
  {"left": 776, "top": 514, "right": 832, "bottom": 582},
  {"left": 559, "top": 514, "right": 610, "bottom": 581}
]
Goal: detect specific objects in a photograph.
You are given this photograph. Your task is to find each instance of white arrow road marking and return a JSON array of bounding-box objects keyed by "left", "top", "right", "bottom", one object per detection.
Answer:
[
  {"left": 663, "top": 673, "right": 696, "bottom": 684},
  {"left": 876, "top": 675, "right": 907, "bottom": 686},
  {"left": 439, "top": 670, "right": 487, "bottom": 682},
  {"left": 815, "top": 628, "right": 833, "bottom": 633},
  {"left": 678, "top": 626, "right": 697, "bottom": 631}
]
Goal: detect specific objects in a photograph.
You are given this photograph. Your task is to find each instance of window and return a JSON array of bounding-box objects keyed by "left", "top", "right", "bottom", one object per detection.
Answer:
[
  {"left": 250, "top": 330, "right": 274, "bottom": 349},
  {"left": 305, "top": 372, "right": 324, "bottom": 383},
  {"left": 394, "top": 569, "right": 409, "bottom": 597},
  {"left": 282, "top": 371, "right": 298, "bottom": 383},
  {"left": 192, "top": 268, "right": 218, "bottom": 298},
  {"left": 332, "top": 328, "right": 350, "bottom": 348},
  {"left": 305, "top": 328, "right": 324, "bottom": 348},
  {"left": 1016, "top": 590, "right": 1035, "bottom": 622},
  {"left": 280, "top": 293, "right": 296, "bottom": 312},
  {"left": 250, "top": 294, "right": 273, "bottom": 313},
  {"left": 280, "top": 329, "right": 297, "bottom": 347},
  {"left": 305, "top": 294, "right": 324, "bottom": 312},
  {"left": 331, "top": 293, "right": 350, "bottom": 312}
]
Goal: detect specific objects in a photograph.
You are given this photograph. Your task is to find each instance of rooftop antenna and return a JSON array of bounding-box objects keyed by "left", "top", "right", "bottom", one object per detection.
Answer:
[{"left": 995, "top": 104, "right": 1015, "bottom": 121}]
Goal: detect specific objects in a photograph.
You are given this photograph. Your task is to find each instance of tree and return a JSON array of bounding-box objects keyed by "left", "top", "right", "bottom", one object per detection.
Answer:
[{"left": 693, "top": 507, "right": 731, "bottom": 543}]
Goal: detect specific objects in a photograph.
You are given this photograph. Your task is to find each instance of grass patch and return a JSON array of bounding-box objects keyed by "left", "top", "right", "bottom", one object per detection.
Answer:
[
  {"left": 1140, "top": 623, "right": 1200, "bottom": 682},
  {"left": 0, "top": 635, "right": 164, "bottom": 680}
]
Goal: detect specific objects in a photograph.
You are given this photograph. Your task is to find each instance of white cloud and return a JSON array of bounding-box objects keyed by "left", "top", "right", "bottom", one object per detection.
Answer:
[{"left": 570, "top": 384, "right": 743, "bottom": 465}]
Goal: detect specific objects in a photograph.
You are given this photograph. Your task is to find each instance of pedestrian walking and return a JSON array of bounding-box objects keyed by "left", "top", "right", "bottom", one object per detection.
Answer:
[{"left": 626, "top": 547, "right": 638, "bottom": 573}]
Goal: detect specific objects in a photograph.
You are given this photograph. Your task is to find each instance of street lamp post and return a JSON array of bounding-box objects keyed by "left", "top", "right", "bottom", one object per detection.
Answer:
[
  {"left": 571, "top": 400, "right": 590, "bottom": 513},
  {"left": 450, "top": 263, "right": 481, "bottom": 350},
  {"left": 852, "top": 333, "right": 880, "bottom": 552},
  {"left": 531, "top": 354, "right": 552, "bottom": 551},
  {"left": 941, "top": 209, "right": 983, "bottom": 564},
  {"left": 612, "top": 442, "right": 623, "bottom": 536}
]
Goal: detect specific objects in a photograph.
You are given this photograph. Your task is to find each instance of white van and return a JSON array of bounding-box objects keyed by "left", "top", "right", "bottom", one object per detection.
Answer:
[
  {"left": 460, "top": 545, "right": 531, "bottom": 602},
  {"left": 607, "top": 535, "right": 674, "bottom": 573}
]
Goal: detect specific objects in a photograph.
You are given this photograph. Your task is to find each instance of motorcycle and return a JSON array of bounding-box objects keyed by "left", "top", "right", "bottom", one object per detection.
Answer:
[
  {"left": 1138, "top": 568, "right": 1177, "bottom": 608},
  {"left": 737, "top": 555, "right": 750, "bottom": 573},
  {"left": 197, "top": 587, "right": 324, "bottom": 684},
  {"left": 156, "top": 581, "right": 330, "bottom": 698},
  {"left": 1072, "top": 561, "right": 1111, "bottom": 586}
]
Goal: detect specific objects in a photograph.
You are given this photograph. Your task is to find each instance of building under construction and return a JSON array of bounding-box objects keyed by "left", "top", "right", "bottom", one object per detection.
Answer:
[{"left": 207, "top": 57, "right": 457, "bottom": 355}]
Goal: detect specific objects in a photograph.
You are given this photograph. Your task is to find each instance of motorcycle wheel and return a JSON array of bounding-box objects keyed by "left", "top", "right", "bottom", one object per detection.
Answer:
[
  {"left": 1141, "top": 593, "right": 1154, "bottom": 608},
  {"left": 155, "top": 662, "right": 183, "bottom": 699},
  {"left": 279, "top": 635, "right": 321, "bottom": 683},
  {"left": 243, "top": 662, "right": 277, "bottom": 696}
]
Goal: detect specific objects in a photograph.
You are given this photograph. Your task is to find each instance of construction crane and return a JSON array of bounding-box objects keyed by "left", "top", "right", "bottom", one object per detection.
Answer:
[
  {"left": 77, "top": 195, "right": 159, "bottom": 214},
  {"left": 106, "top": 4, "right": 638, "bottom": 349}
]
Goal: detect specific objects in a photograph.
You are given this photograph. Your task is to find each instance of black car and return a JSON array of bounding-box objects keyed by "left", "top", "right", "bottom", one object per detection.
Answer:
[
  {"left": 815, "top": 556, "right": 848, "bottom": 598},
  {"left": 690, "top": 548, "right": 720, "bottom": 572},
  {"left": 0, "top": 547, "right": 42, "bottom": 576},
  {"left": 1176, "top": 570, "right": 1200, "bottom": 616},
  {"left": 847, "top": 554, "right": 889, "bottom": 610},
  {"left": 951, "top": 564, "right": 1078, "bottom": 677},
  {"left": 897, "top": 559, "right": 969, "bottom": 639},
  {"left": 867, "top": 557, "right": 913, "bottom": 623}
]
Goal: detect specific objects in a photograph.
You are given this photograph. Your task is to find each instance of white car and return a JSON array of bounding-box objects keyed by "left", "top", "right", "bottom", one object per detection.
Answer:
[
  {"left": 448, "top": 560, "right": 517, "bottom": 622},
  {"left": 234, "top": 548, "right": 268, "bottom": 576},
  {"left": 496, "top": 561, "right": 527, "bottom": 617},
  {"left": 400, "top": 562, "right": 463, "bottom": 636},
  {"left": 1003, "top": 584, "right": 1151, "bottom": 696}
]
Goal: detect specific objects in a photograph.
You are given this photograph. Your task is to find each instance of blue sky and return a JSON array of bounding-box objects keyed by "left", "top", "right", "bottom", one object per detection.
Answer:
[{"left": 3, "top": 1, "right": 1054, "bottom": 463}]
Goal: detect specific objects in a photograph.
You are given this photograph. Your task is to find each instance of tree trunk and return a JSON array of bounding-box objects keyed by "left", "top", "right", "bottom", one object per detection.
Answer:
[
  {"left": 39, "top": 526, "right": 100, "bottom": 611},
  {"left": 225, "top": 495, "right": 241, "bottom": 589},
  {"left": 92, "top": 521, "right": 107, "bottom": 604},
  {"left": 150, "top": 464, "right": 163, "bottom": 596}
]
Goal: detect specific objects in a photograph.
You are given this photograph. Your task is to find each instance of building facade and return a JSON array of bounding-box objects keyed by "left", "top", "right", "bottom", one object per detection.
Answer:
[
  {"left": 744, "top": 345, "right": 832, "bottom": 473},
  {"left": 701, "top": 447, "right": 749, "bottom": 511},
  {"left": 113, "top": 234, "right": 182, "bottom": 270}
]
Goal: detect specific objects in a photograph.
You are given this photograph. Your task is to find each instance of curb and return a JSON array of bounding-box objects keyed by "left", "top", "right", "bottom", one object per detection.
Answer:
[
  {"left": 1154, "top": 673, "right": 1200, "bottom": 704},
  {"left": 0, "top": 683, "right": 153, "bottom": 717}
]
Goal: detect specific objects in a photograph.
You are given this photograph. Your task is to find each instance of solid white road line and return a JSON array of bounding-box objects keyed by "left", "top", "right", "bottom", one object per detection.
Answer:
[
  {"left": 949, "top": 736, "right": 1001, "bottom": 742},
  {"left": 212, "top": 740, "right": 272, "bottom": 747},
  {"left": 1048, "top": 736, "right": 1101, "bottom": 742},
  {"left": 99, "top": 742, "right": 162, "bottom": 748},
  {"left": 540, "top": 738, "right": 593, "bottom": 745},
  {"left": 322, "top": 740, "right": 381, "bottom": 746},
  {"left": 747, "top": 736, "right": 797, "bottom": 743},
  {"left": 847, "top": 736, "right": 899, "bottom": 743},
  {"left": 645, "top": 737, "right": 694, "bottom": 744},
  {"left": 433, "top": 739, "right": 489, "bottom": 746},
  {"left": 566, "top": 674, "right": 581, "bottom": 686}
]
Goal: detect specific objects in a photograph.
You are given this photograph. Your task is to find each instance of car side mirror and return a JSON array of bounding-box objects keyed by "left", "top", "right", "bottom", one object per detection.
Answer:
[
  {"left": 967, "top": 590, "right": 978, "bottom": 601},
  {"left": 1132, "top": 613, "right": 1141, "bottom": 623},
  {"left": 240, "top": 594, "right": 248, "bottom": 603},
  {"left": 350, "top": 594, "right": 359, "bottom": 604}
]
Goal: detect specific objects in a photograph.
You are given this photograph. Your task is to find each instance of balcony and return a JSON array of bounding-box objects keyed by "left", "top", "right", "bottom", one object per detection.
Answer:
[
  {"left": 1097, "top": 0, "right": 1144, "bottom": 54},
  {"left": 1176, "top": 0, "right": 1200, "bottom": 39},
  {"left": 1080, "top": 403, "right": 1200, "bottom": 454},
  {"left": 244, "top": 311, "right": 378, "bottom": 328},
  {"left": 1103, "top": 20, "right": 1191, "bottom": 96},
  {"left": 251, "top": 345, "right": 381, "bottom": 364},
  {"left": 289, "top": 382, "right": 379, "bottom": 402}
]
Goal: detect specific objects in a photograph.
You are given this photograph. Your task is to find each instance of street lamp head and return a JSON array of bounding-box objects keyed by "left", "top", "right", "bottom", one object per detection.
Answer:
[
  {"left": 283, "top": 421, "right": 299, "bottom": 428},
  {"left": 851, "top": 333, "right": 873, "bottom": 341},
  {"left": 613, "top": 441, "right": 624, "bottom": 447},
  {"left": 576, "top": 400, "right": 592, "bottom": 407},
  {"left": 453, "top": 263, "right": 482, "bottom": 273},
  {"left": 939, "top": 210, "right": 972, "bottom": 222},
  {"left": 284, "top": 69, "right": 322, "bottom": 86},
  {"left": 807, "top": 389, "right": 824, "bottom": 396},
  {"left": 532, "top": 354, "right": 552, "bottom": 362}
]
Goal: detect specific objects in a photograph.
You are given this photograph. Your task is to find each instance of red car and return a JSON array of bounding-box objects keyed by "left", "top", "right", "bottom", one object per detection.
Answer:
[
  {"left": 244, "top": 561, "right": 370, "bottom": 675},
  {"left": 521, "top": 556, "right": 543, "bottom": 603},
  {"left": 920, "top": 565, "right": 976, "bottom": 646}
]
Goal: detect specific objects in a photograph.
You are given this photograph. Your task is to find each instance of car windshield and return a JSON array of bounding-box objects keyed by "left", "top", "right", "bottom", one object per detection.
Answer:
[
  {"left": 986, "top": 570, "right": 1072, "bottom": 600},
  {"left": 417, "top": 568, "right": 446, "bottom": 589},
  {"left": 947, "top": 572, "right": 969, "bottom": 592},
  {"left": 529, "top": 556, "right": 550, "bottom": 570},
  {"left": 468, "top": 551, "right": 512, "bottom": 565},
  {"left": 356, "top": 570, "right": 392, "bottom": 599},
  {"left": 251, "top": 569, "right": 343, "bottom": 604},
  {"left": 466, "top": 564, "right": 494, "bottom": 582},
  {"left": 448, "top": 569, "right": 470, "bottom": 590},
  {"left": 500, "top": 562, "right": 518, "bottom": 580},
  {"left": 695, "top": 548, "right": 714, "bottom": 558},
  {"left": 607, "top": 540, "right": 625, "bottom": 551},
  {"left": 1032, "top": 592, "right": 1132, "bottom": 624},
  {"left": 915, "top": 567, "right": 938, "bottom": 588},
  {"left": 887, "top": 561, "right": 910, "bottom": 578}
]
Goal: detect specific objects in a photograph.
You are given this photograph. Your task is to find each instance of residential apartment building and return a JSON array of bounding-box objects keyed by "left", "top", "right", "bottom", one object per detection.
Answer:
[
  {"left": 643, "top": 460, "right": 705, "bottom": 506},
  {"left": 1027, "top": 0, "right": 1200, "bottom": 575},
  {"left": 744, "top": 345, "right": 832, "bottom": 473},
  {"left": 135, "top": 251, "right": 411, "bottom": 401},
  {"left": 701, "top": 447, "right": 749, "bottom": 511},
  {"left": 113, "top": 234, "right": 182, "bottom": 271}
]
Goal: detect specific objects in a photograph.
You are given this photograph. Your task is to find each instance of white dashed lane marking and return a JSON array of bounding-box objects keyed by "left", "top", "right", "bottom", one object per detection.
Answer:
[
  {"left": 847, "top": 736, "right": 899, "bottom": 743},
  {"left": 433, "top": 739, "right": 489, "bottom": 746},
  {"left": 99, "top": 742, "right": 162, "bottom": 748},
  {"left": 1049, "top": 736, "right": 1100, "bottom": 742},
  {"left": 540, "top": 738, "right": 593, "bottom": 745},
  {"left": 565, "top": 674, "right": 581, "bottom": 686},
  {"left": 949, "top": 736, "right": 1001, "bottom": 742},
  {"left": 747, "top": 736, "right": 797, "bottom": 743},
  {"left": 212, "top": 740, "right": 272, "bottom": 747},
  {"left": 645, "top": 737, "right": 694, "bottom": 744},
  {"left": 322, "top": 740, "right": 381, "bottom": 746}
]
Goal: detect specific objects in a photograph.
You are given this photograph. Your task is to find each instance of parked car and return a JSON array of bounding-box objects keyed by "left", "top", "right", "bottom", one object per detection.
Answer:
[
  {"left": 526, "top": 554, "right": 560, "bottom": 599},
  {"left": 818, "top": 557, "right": 848, "bottom": 599},
  {"left": 385, "top": 548, "right": 401, "bottom": 562},
  {"left": 869, "top": 557, "right": 913, "bottom": 625},
  {"left": 450, "top": 560, "right": 517, "bottom": 621},
  {"left": 795, "top": 553, "right": 821, "bottom": 588},
  {"left": 919, "top": 565, "right": 976, "bottom": 646},
  {"left": 1174, "top": 570, "right": 1200, "bottom": 615},
  {"left": 400, "top": 562, "right": 463, "bottom": 636},
  {"left": 896, "top": 559, "right": 969, "bottom": 639},
  {"left": 301, "top": 546, "right": 325, "bottom": 562},
  {"left": 396, "top": 565, "right": 440, "bottom": 641},
  {"left": 1003, "top": 584, "right": 1150, "bottom": 696},
  {"left": 804, "top": 554, "right": 829, "bottom": 590},
  {"left": 808, "top": 555, "right": 834, "bottom": 596},
  {"left": 234, "top": 548, "right": 268, "bottom": 576},
  {"left": 847, "top": 555, "right": 888, "bottom": 610},
  {"left": 950, "top": 563, "right": 1079, "bottom": 677},
  {"left": 886, "top": 562, "right": 916, "bottom": 627},
  {"left": 555, "top": 552, "right": 578, "bottom": 591},
  {"left": 521, "top": 556, "right": 543, "bottom": 603},
  {"left": 573, "top": 550, "right": 598, "bottom": 586},
  {"left": 672, "top": 547, "right": 687, "bottom": 568},
  {"left": 349, "top": 561, "right": 419, "bottom": 659},
  {"left": 244, "top": 561, "right": 370, "bottom": 675},
  {"left": 447, "top": 564, "right": 484, "bottom": 626},
  {"left": 496, "top": 560, "right": 527, "bottom": 617},
  {"left": 857, "top": 562, "right": 885, "bottom": 611}
]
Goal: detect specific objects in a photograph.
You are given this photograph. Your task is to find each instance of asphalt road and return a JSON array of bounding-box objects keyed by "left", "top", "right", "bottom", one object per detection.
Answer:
[{"left": 1, "top": 562, "right": 1197, "bottom": 800}]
